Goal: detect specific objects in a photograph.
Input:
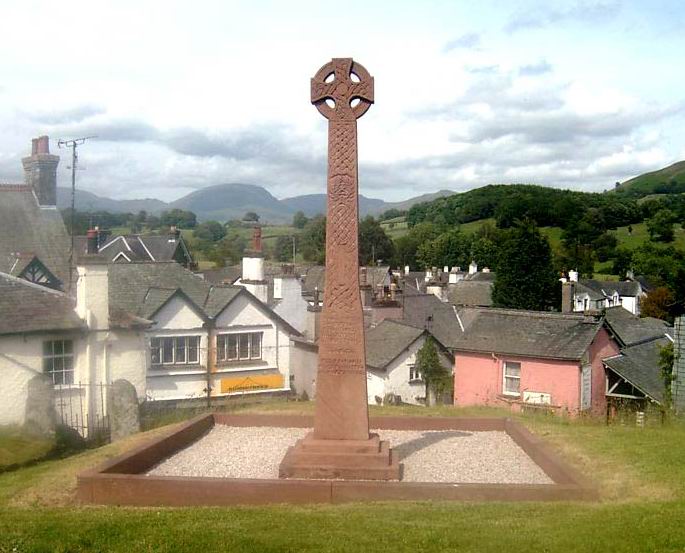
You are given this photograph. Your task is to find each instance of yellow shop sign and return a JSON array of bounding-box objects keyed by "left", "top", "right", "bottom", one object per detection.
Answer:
[{"left": 220, "top": 374, "right": 284, "bottom": 394}]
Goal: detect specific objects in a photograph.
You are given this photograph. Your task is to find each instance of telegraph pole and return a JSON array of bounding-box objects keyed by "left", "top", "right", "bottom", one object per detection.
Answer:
[{"left": 58, "top": 136, "right": 96, "bottom": 292}]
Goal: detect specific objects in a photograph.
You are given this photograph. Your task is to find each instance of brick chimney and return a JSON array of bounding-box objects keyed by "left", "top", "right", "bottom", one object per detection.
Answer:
[
  {"left": 22, "top": 136, "right": 59, "bottom": 207},
  {"left": 86, "top": 228, "right": 99, "bottom": 254}
]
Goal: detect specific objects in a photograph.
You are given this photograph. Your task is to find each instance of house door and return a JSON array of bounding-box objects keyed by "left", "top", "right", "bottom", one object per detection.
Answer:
[{"left": 581, "top": 365, "right": 592, "bottom": 410}]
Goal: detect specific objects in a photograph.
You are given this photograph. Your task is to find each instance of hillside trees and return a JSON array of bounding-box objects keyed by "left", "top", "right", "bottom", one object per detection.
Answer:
[
  {"left": 646, "top": 209, "right": 677, "bottom": 242},
  {"left": 492, "top": 220, "right": 560, "bottom": 311},
  {"left": 274, "top": 235, "right": 297, "bottom": 262},
  {"left": 292, "top": 211, "right": 309, "bottom": 229},
  {"left": 160, "top": 209, "right": 197, "bottom": 229},
  {"left": 299, "top": 215, "right": 327, "bottom": 263},
  {"left": 358, "top": 216, "right": 394, "bottom": 265},
  {"left": 193, "top": 221, "right": 226, "bottom": 242},
  {"left": 394, "top": 222, "right": 442, "bottom": 270}
]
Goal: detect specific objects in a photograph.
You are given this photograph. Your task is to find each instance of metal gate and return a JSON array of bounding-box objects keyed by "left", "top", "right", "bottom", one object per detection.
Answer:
[{"left": 53, "top": 382, "right": 111, "bottom": 442}]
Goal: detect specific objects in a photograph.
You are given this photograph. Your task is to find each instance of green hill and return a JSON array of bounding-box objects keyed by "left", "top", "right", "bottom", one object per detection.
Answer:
[{"left": 615, "top": 161, "right": 685, "bottom": 198}]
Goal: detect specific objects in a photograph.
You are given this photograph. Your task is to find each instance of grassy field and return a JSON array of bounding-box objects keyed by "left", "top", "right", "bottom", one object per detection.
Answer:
[
  {"left": 0, "top": 428, "right": 53, "bottom": 470},
  {"left": 2, "top": 402, "right": 685, "bottom": 552}
]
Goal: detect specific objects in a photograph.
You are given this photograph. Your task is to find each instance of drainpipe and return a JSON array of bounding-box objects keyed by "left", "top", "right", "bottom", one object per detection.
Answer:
[{"left": 206, "top": 322, "right": 214, "bottom": 408}]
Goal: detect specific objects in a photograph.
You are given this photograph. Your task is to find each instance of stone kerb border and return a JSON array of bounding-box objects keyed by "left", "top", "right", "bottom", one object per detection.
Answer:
[{"left": 77, "top": 413, "right": 597, "bottom": 506}]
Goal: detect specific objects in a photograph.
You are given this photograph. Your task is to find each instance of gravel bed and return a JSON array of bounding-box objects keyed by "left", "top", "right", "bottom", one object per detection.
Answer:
[{"left": 147, "top": 426, "right": 552, "bottom": 484}]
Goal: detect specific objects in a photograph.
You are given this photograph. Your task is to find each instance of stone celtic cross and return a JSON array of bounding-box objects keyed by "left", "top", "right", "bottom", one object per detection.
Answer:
[
  {"left": 279, "top": 59, "right": 398, "bottom": 480},
  {"left": 311, "top": 58, "right": 374, "bottom": 440}
]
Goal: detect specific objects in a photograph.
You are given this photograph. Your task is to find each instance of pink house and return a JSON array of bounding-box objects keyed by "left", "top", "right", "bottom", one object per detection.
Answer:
[{"left": 452, "top": 309, "right": 620, "bottom": 416}]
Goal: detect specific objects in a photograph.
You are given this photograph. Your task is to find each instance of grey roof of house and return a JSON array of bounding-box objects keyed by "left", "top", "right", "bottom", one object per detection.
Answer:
[
  {"left": 108, "top": 262, "right": 298, "bottom": 334},
  {"left": 200, "top": 265, "right": 242, "bottom": 285},
  {"left": 573, "top": 282, "right": 605, "bottom": 301},
  {"left": 603, "top": 306, "right": 672, "bottom": 347},
  {"left": 603, "top": 338, "right": 670, "bottom": 403},
  {"left": 74, "top": 234, "right": 191, "bottom": 264},
  {"left": 0, "top": 272, "right": 83, "bottom": 335},
  {"left": 301, "top": 265, "right": 392, "bottom": 298},
  {"left": 401, "top": 293, "right": 462, "bottom": 348},
  {"left": 451, "top": 308, "right": 602, "bottom": 360},
  {"left": 465, "top": 271, "right": 496, "bottom": 282},
  {"left": 109, "top": 262, "right": 210, "bottom": 319},
  {"left": 580, "top": 279, "right": 641, "bottom": 298},
  {"left": 0, "top": 185, "right": 71, "bottom": 286},
  {"left": 447, "top": 280, "right": 493, "bottom": 307},
  {"left": 365, "top": 319, "right": 425, "bottom": 370}
]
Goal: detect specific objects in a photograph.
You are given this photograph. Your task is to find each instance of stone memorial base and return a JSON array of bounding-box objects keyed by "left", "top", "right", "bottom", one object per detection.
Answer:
[{"left": 279, "top": 432, "right": 401, "bottom": 480}]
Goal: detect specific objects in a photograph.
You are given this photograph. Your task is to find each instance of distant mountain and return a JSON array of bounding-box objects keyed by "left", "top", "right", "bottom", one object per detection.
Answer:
[
  {"left": 57, "top": 183, "right": 456, "bottom": 223},
  {"left": 281, "top": 194, "right": 391, "bottom": 218},
  {"left": 170, "top": 183, "right": 287, "bottom": 223},
  {"left": 57, "top": 187, "right": 167, "bottom": 214},
  {"left": 615, "top": 161, "right": 685, "bottom": 198}
]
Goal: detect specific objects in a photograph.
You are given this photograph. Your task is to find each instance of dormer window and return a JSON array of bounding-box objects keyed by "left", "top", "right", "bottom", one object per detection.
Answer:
[{"left": 18, "top": 257, "right": 61, "bottom": 290}]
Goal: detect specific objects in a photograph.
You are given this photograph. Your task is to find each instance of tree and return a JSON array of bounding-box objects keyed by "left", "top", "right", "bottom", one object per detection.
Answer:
[
  {"left": 394, "top": 222, "right": 441, "bottom": 270},
  {"left": 243, "top": 211, "right": 260, "bottom": 222},
  {"left": 641, "top": 287, "right": 675, "bottom": 322},
  {"left": 416, "top": 228, "right": 471, "bottom": 270},
  {"left": 292, "top": 211, "right": 309, "bottom": 229},
  {"left": 274, "top": 235, "right": 297, "bottom": 262},
  {"left": 611, "top": 247, "right": 633, "bottom": 278},
  {"left": 193, "top": 221, "right": 226, "bottom": 243},
  {"left": 492, "top": 220, "right": 560, "bottom": 311},
  {"left": 415, "top": 337, "right": 450, "bottom": 407},
  {"left": 300, "top": 215, "right": 327, "bottom": 263},
  {"left": 647, "top": 209, "right": 676, "bottom": 242},
  {"left": 358, "top": 216, "right": 394, "bottom": 265},
  {"left": 160, "top": 209, "right": 197, "bottom": 229},
  {"left": 203, "top": 230, "right": 247, "bottom": 267}
]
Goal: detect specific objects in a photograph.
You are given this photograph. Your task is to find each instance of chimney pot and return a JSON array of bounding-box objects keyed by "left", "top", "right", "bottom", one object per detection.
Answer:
[
  {"left": 86, "top": 228, "right": 99, "bottom": 255},
  {"left": 23, "top": 136, "right": 59, "bottom": 206},
  {"left": 37, "top": 135, "right": 50, "bottom": 154}
]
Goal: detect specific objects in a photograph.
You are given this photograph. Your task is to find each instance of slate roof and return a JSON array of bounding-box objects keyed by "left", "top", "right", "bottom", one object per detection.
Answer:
[
  {"left": 0, "top": 272, "right": 83, "bottom": 335},
  {"left": 580, "top": 279, "right": 641, "bottom": 298},
  {"left": 603, "top": 306, "right": 672, "bottom": 347},
  {"left": 365, "top": 320, "right": 425, "bottom": 370},
  {"left": 0, "top": 185, "right": 71, "bottom": 286},
  {"left": 301, "top": 265, "right": 391, "bottom": 298},
  {"left": 108, "top": 262, "right": 298, "bottom": 334},
  {"left": 401, "top": 293, "right": 462, "bottom": 348},
  {"left": 447, "top": 280, "right": 493, "bottom": 307},
  {"left": 603, "top": 338, "right": 671, "bottom": 403},
  {"left": 74, "top": 234, "right": 192, "bottom": 265},
  {"left": 451, "top": 308, "right": 602, "bottom": 360},
  {"left": 200, "top": 265, "right": 242, "bottom": 285},
  {"left": 573, "top": 282, "right": 605, "bottom": 301}
]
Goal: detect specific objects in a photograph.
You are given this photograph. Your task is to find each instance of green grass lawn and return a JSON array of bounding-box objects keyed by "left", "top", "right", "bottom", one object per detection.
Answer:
[
  {"left": 2, "top": 402, "right": 685, "bottom": 551},
  {"left": 0, "top": 428, "right": 53, "bottom": 470}
]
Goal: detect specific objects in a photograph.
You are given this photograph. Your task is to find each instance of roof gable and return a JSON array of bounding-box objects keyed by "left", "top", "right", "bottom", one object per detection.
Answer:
[{"left": 452, "top": 308, "right": 602, "bottom": 360}]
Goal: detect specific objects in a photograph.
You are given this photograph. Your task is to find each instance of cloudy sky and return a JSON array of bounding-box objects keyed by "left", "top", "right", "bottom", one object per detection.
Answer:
[{"left": 1, "top": 0, "right": 684, "bottom": 202}]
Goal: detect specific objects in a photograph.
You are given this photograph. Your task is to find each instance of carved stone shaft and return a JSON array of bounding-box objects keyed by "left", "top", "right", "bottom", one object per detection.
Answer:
[{"left": 314, "top": 118, "right": 369, "bottom": 440}]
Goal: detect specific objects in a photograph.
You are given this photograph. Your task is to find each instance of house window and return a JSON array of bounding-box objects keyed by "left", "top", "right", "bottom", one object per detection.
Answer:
[
  {"left": 151, "top": 336, "right": 200, "bottom": 366},
  {"left": 503, "top": 361, "right": 521, "bottom": 396},
  {"left": 43, "top": 340, "right": 74, "bottom": 385},
  {"left": 216, "top": 332, "right": 263, "bottom": 362},
  {"left": 409, "top": 364, "right": 422, "bottom": 383}
]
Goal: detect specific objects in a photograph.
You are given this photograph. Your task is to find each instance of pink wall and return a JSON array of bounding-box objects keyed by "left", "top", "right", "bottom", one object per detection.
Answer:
[
  {"left": 588, "top": 327, "right": 620, "bottom": 416},
  {"left": 453, "top": 327, "right": 620, "bottom": 416},
  {"left": 454, "top": 352, "right": 579, "bottom": 412}
]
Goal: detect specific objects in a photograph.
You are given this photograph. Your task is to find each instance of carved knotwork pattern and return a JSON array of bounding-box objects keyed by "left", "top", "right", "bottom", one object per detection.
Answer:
[
  {"left": 329, "top": 124, "right": 356, "bottom": 177},
  {"left": 326, "top": 282, "right": 356, "bottom": 312}
]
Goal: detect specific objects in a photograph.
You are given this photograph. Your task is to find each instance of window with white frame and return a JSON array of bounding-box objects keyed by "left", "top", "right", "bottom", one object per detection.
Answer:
[
  {"left": 503, "top": 361, "right": 521, "bottom": 396},
  {"left": 216, "top": 332, "right": 263, "bottom": 362},
  {"left": 43, "top": 340, "right": 74, "bottom": 385},
  {"left": 150, "top": 336, "right": 200, "bottom": 366},
  {"left": 408, "top": 364, "right": 422, "bottom": 383}
]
